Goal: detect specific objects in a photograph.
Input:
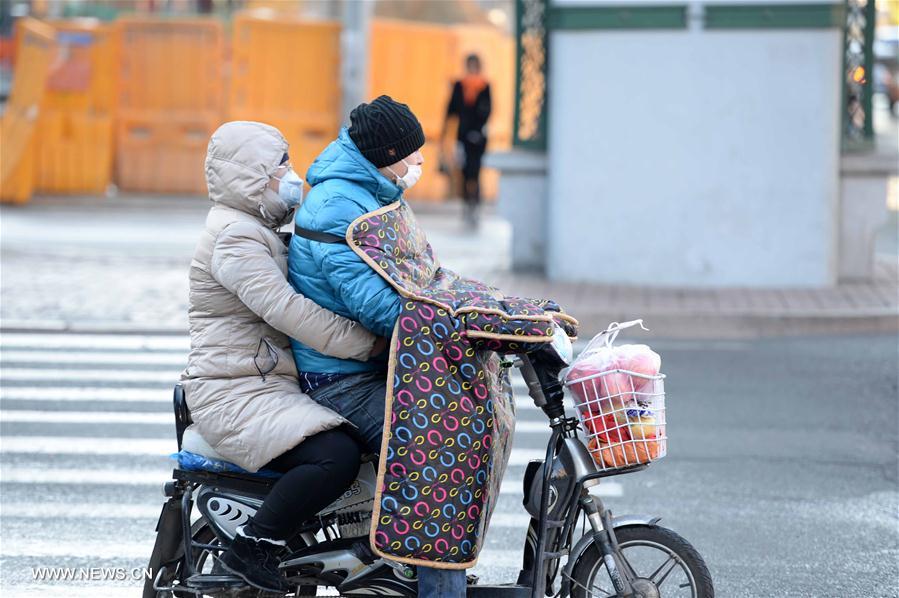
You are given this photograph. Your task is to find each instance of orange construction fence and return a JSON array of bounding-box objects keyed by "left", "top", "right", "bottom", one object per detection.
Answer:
[
  {"left": 4, "top": 15, "right": 513, "bottom": 201},
  {"left": 229, "top": 11, "right": 341, "bottom": 176},
  {"left": 369, "top": 19, "right": 457, "bottom": 201},
  {"left": 1, "top": 19, "right": 55, "bottom": 203},
  {"left": 115, "top": 17, "right": 225, "bottom": 193},
  {"left": 34, "top": 20, "right": 117, "bottom": 194},
  {"left": 116, "top": 17, "right": 224, "bottom": 115}
]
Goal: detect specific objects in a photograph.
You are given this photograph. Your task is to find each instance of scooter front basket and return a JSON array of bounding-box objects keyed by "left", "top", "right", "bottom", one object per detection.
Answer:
[{"left": 565, "top": 369, "right": 667, "bottom": 473}]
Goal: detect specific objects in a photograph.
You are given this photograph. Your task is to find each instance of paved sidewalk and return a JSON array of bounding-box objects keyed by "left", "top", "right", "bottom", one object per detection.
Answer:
[
  {"left": 1, "top": 195, "right": 896, "bottom": 338},
  {"left": 421, "top": 202, "right": 898, "bottom": 337},
  {"left": 489, "top": 266, "right": 898, "bottom": 338}
]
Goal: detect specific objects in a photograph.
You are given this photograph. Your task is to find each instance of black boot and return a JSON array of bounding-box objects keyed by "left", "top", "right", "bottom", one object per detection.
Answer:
[{"left": 217, "top": 524, "right": 290, "bottom": 593}]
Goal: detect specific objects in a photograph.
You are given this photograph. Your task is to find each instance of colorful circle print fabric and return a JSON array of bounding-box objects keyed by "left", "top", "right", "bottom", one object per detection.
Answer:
[{"left": 347, "top": 201, "right": 578, "bottom": 568}]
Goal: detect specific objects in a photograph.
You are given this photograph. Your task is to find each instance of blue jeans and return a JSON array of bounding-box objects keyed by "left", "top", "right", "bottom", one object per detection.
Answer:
[
  {"left": 418, "top": 566, "right": 467, "bottom": 597},
  {"left": 308, "top": 371, "right": 386, "bottom": 454},
  {"left": 309, "top": 372, "right": 468, "bottom": 597}
]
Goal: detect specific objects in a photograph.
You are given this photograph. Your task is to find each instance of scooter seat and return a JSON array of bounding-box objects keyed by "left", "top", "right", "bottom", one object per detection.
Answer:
[
  {"left": 170, "top": 449, "right": 283, "bottom": 479},
  {"left": 174, "top": 422, "right": 375, "bottom": 480},
  {"left": 171, "top": 425, "right": 282, "bottom": 478}
]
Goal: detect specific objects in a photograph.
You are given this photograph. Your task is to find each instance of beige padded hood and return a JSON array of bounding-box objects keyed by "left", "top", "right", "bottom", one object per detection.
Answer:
[{"left": 205, "top": 121, "right": 291, "bottom": 228}]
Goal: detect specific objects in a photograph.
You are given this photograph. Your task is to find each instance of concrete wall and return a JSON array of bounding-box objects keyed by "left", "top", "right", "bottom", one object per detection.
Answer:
[
  {"left": 546, "top": 28, "right": 842, "bottom": 287},
  {"left": 489, "top": 150, "right": 548, "bottom": 271}
]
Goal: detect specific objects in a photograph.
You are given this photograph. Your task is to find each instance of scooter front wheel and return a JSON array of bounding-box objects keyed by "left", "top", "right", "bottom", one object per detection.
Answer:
[{"left": 569, "top": 525, "right": 714, "bottom": 598}]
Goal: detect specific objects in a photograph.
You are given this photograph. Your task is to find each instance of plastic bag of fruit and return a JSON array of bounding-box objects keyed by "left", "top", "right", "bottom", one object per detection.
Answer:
[
  {"left": 564, "top": 320, "right": 661, "bottom": 411},
  {"left": 564, "top": 320, "right": 667, "bottom": 469}
]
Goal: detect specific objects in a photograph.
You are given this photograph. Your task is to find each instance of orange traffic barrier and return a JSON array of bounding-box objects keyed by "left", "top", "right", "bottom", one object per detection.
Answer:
[
  {"left": 1, "top": 19, "right": 55, "bottom": 204},
  {"left": 35, "top": 111, "right": 114, "bottom": 194},
  {"left": 116, "top": 17, "right": 224, "bottom": 115},
  {"left": 114, "top": 18, "right": 225, "bottom": 194},
  {"left": 43, "top": 20, "right": 118, "bottom": 113},
  {"left": 116, "top": 113, "right": 222, "bottom": 194},
  {"left": 229, "top": 11, "right": 341, "bottom": 171},
  {"left": 370, "top": 19, "right": 456, "bottom": 141},
  {"left": 244, "top": 0, "right": 304, "bottom": 12},
  {"left": 368, "top": 19, "right": 512, "bottom": 202},
  {"left": 369, "top": 19, "right": 457, "bottom": 201},
  {"left": 33, "top": 20, "right": 117, "bottom": 194},
  {"left": 4, "top": 15, "right": 513, "bottom": 202}
]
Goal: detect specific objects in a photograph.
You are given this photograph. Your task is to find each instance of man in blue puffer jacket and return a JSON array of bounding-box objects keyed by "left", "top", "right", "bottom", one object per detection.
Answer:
[
  {"left": 288, "top": 96, "right": 467, "bottom": 598},
  {"left": 287, "top": 95, "right": 421, "bottom": 451}
]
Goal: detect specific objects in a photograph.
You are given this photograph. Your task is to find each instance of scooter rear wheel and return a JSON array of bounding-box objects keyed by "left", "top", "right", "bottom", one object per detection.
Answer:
[{"left": 569, "top": 525, "right": 714, "bottom": 598}]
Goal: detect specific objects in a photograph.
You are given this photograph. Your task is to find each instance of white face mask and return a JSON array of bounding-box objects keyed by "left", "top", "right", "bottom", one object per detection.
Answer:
[
  {"left": 387, "top": 159, "right": 422, "bottom": 191},
  {"left": 273, "top": 168, "right": 305, "bottom": 208}
]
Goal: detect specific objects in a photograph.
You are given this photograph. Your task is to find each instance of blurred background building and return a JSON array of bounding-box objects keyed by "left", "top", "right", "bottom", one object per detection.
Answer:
[
  {"left": 0, "top": 0, "right": 896, "bottom": 289},
  {"left": 495, "top": 0, "right": 898, "bottom": 288}
]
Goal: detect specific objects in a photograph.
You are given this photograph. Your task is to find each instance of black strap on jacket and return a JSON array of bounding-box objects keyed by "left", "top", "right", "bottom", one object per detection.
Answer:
[{"left": 293, "top": 224, "right": 347, "bottom": 244}]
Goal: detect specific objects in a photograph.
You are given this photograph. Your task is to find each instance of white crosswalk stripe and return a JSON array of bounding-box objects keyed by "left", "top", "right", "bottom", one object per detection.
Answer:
[
  {"left": 0, "top": 333, "right": 189, "bottom": 351},
  {"left": 1, "top": 468, "right": 171, "bottom": 485},
  {"left": 2, "top": 502, "right": 165, "bottom": 519},
  {"left": 1, "top": 436, "right": 177, "bottom": 455},
  {"left": 0, "top": 410, "right": 173, "bottom": 424},
  {"left": 0, "top": 331, "right": 625, "bottom": 591},
  {"left": 0, "top": 387, "right": 168, "bottom": 402},
  {"left": 1, "top": 350, "right": 187, "bottom": 366},
  {"left": 1, "top": 368, "right": 176, "bottom": 384},
  {"left": 3, "top": 538, "right": 185, "bottom": 559}
]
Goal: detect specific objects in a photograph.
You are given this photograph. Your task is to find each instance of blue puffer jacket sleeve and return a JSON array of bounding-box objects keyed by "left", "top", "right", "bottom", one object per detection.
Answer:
[{"left": 308, "top": 196, "right": 402, "bottom": 339}]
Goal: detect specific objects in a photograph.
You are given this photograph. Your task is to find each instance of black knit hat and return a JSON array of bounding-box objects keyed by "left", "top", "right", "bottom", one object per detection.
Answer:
[{"left": 348, "top": 95, "right": 425, "bottom": 168}]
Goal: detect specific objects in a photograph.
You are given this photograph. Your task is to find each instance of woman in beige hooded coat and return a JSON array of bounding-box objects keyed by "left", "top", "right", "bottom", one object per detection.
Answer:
[{"left": 180, "top": 121, "right": 382, "bottom": 593}]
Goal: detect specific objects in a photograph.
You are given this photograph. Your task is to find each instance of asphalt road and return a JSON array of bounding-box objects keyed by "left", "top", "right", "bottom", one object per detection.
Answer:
[
  {"left": 0, "top": 332, "right": 896, "bottom": 597},
  {"left": 2, "top": 195, "right": 897, "bottom": 596}
]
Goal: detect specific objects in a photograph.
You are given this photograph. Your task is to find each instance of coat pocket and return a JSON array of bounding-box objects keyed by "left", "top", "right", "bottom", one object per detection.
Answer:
[{"left": 253, "top": 337, "right": 280, "bottom": 380}]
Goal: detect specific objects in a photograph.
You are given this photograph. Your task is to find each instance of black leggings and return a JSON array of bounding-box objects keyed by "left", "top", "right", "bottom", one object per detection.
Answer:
[{"left": 245, "top": 429, "right": 361, "bottom": 542}]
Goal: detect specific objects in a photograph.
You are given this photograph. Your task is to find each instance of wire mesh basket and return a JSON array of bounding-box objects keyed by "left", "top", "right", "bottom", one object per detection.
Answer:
[{"left": 565, "top": 367, "right": 668, "bottom": 473}]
